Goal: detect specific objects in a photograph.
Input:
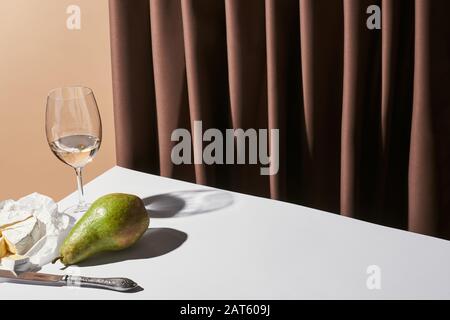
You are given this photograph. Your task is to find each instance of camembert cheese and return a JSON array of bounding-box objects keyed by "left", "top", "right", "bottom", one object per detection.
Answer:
[
  {"left": 0, "top": 193, "right": 70, "bottom": 270},
  {"left": 1, "top": 216, "right": 43, "bottom": 255},
  {"left": 0, "top": 209, "right": 43, "bottom": 258},
  {"left": 0, "top": 236, "right": 8, "bottom": 257}
]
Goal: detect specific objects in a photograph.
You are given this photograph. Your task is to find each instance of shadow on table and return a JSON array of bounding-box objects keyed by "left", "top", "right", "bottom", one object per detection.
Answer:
[
  {"left": 77, "top": 227, "right": 187, "bottom": 267},
  {"left": 143, "top": 189, "right": 234, "bottom": 218}
]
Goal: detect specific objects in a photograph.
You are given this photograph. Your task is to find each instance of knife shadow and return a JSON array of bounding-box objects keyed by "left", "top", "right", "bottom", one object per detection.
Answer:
[{"left": 75, "top": 227, "right": 187, "bottom": 267}]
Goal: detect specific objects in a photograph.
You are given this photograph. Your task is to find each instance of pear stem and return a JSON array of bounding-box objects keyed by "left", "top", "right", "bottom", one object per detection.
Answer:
[{"left": 52, "top": 256, "right": 62, "bottom": 264}]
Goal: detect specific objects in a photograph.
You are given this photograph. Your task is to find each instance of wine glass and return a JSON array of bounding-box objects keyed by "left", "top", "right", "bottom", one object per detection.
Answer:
[{"left": 46, "top": 86, "right": 102, "bottom": 216}]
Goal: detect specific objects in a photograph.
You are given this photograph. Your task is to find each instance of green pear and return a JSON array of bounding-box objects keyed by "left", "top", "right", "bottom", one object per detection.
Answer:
[{"left": 56, "top": 193, "right": 149, "bottom": 265}]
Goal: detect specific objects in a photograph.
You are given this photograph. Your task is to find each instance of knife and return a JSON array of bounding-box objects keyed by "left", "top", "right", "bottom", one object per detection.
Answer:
[{"left": 0, "top": 270, "right": 139, "bottom": 292}]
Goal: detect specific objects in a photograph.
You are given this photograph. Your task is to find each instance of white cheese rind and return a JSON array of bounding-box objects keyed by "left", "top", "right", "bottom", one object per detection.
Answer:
[
  {"left": 0, "top": 200, "right": 33, "bottom": 229},
  {"left": 2, "top": 217, "right": 44, "bottom": 255}
]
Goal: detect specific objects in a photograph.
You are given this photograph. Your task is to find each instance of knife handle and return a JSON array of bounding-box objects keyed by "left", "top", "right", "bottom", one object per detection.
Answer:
[{"left": 63, "top": 275, "right": 139, "bottom": 292}]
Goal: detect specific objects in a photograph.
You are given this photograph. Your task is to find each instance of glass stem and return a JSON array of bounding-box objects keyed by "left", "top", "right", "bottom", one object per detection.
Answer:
[{"left": 75, "top": 167, "right": 86, "bottom": 207}]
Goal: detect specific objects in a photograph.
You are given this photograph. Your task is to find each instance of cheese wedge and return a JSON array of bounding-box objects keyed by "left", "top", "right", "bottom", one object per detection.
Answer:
[
  {"left": 0, "top": 193, "right": 67, "bottom": 271},
  {"left": 0, "top": 236, "right": 8, "bottom": 257},
  {"left": 1, "top": 217, "right": 43, "bottom": 255}
]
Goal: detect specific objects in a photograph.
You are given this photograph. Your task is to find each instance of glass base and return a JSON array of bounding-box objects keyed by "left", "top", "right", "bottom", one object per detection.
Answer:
[{"left": 63, "top": 203, "right": 91, "bottom": 219}]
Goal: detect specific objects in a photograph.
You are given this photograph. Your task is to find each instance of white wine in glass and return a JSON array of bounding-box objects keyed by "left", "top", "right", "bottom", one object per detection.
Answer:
[
  {"left": 49, "top": 134, "right": 101, "bottom": 168},
  {"left": 46, "top": 86, "right": 102, "bottom": 215}
]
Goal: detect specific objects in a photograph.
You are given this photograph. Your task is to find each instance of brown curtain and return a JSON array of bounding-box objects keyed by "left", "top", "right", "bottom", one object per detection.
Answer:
[{"left": 109, "top": 0, "right": 450, "bottom": 240}]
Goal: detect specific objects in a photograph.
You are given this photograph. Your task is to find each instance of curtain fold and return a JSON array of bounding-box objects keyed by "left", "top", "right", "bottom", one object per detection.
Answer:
[{"left": 109, "top": 0, "right": 450, "bottom": 240}]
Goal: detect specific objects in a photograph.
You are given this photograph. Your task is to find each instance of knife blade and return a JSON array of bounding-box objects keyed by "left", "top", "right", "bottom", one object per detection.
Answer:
[{"left": 0, "top": 270, "right": 139, "bottom": 292}]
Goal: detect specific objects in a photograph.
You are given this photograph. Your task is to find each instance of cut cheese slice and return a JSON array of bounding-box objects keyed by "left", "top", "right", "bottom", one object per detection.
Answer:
[
  {"left": 0, "top": 236, "right": 8, "bottom": 258},
  {"left": 2, "top": 216, "right": 43, "bottom": 255}
]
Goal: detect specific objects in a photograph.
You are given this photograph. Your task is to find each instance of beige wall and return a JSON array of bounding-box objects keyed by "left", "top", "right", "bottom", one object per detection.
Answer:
[{"left": 0, "top": 0, "right": 116, "bottom": 201}]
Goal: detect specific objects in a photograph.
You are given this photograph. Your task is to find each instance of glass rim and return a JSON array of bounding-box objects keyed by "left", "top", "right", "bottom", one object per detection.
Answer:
[{"left": 47, "top": 86, "right": 94, "bottom": 100}]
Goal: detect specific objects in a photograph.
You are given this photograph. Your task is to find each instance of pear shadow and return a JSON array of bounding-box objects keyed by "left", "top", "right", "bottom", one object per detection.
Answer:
[
  {"left": 143, "top": 189, "right": 234, "bottom": 218},
  {"left": 76, "top": 228, "right": 187, "bottom": 267}
]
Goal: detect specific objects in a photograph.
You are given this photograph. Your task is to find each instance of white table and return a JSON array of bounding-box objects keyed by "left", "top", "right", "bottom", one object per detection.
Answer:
[{"left": 1, "top": 166, "right": 450, "bottom": 299}]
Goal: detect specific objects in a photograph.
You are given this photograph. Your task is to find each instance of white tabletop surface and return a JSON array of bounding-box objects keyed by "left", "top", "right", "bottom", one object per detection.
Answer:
[{"left": 1, "top": 166, "right": 450, "bottom": 299}]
